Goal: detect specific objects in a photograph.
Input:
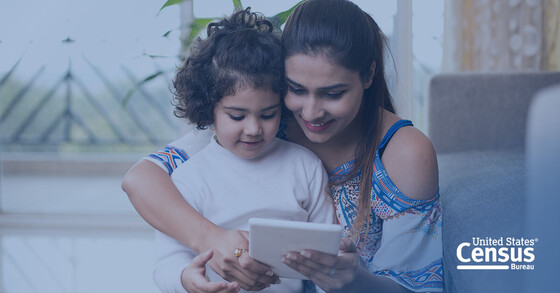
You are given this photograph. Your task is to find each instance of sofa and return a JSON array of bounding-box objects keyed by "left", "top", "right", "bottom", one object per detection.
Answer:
[{"left": 426, "top": 72, "right": 560, "bottom": 293}]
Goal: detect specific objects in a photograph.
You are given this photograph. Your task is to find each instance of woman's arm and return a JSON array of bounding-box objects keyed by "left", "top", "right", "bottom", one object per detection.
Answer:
[
  {"left": 122, "top": 160, "right": 219, "bottom": 249},
  {"left": 122, "top": 160, "right": 278, "bottom": 290}
]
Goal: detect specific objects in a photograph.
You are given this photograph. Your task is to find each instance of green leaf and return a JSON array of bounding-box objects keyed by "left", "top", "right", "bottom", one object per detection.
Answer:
[
  {"left": 183, "top": 17, "right": 215, "bottom": 49},
  {"left": 122, "top": 71, "right": 164, "bottom": 106},
  {"left": 232, "top": 0, "right": 243, "bottom": 10},
  {"left": 269, "top": 0, "right": 305, "bottom": 29},
  {"left": 158, "top": 0, "right": 185, "bottom": 15}
]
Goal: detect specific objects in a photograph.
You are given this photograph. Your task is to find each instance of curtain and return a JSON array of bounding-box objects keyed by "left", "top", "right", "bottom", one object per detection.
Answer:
[
  {"left": 443, "top": 0, "right": 544, "bottom": 71},
  {"left": 544, "top": 0, "right": 560, "bottom": 70}
]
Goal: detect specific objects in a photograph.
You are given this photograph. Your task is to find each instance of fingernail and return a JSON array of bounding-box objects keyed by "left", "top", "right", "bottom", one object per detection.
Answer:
[
  {"left": 266, "top": 270, "right": 274, "bottom": 277},
  {"left": 300, "top": 251, "right": 311, "bottom": 258},
  {"left": 282, "top": 257, "right": 291, "bottom": 265},
  {"left": 289, "top": 253, "right": 298, "bottom": 261}
]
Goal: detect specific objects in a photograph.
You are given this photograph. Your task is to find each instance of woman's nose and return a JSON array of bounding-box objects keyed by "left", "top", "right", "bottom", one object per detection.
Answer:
[{"left": 301, "top": 96, "right": 324, "bottom": 121}]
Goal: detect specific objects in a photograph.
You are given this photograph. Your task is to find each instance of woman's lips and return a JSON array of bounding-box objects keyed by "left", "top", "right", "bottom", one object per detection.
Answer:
[{"left": 302, "top": 119, "right": 334, "bottom": 132}]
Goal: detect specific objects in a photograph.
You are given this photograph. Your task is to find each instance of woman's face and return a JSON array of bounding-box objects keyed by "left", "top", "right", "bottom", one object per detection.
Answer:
[{"left": 284, "top": 54, "right": 371, "bottom": 144}]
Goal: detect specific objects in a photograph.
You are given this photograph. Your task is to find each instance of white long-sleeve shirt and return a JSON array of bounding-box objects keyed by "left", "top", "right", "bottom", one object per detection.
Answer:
[{"left": 153, "top": 134, "right": 336, "bottom": 293}]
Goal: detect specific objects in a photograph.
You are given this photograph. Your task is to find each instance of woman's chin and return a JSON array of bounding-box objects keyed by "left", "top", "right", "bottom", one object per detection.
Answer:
[{"left": 302, "top": 130, "right": 333, "bottom": 144}]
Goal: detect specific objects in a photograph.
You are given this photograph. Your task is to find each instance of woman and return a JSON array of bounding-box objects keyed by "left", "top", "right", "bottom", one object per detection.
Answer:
[{"left": 122, "top": 0, "right": 442, "bottom": 292}]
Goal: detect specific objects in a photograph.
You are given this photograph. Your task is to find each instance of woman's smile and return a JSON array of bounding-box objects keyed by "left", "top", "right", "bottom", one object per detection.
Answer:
[{"left": 302, "top": 118, "right": 335, "bottom": 132}]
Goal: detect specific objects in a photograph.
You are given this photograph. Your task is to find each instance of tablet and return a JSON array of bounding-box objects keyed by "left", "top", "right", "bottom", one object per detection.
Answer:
[{"left": 248, "top": 218, "right": 343, "bottom": 279}]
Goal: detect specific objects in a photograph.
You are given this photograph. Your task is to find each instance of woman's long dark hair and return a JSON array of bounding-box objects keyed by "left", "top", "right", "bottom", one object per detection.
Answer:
[{"left": 282, "top": 0, "right": 395, "bottom": 237}]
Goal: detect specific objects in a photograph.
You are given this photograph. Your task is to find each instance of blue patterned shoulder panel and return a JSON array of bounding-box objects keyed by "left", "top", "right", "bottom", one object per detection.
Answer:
[{"left": 149, "top": 146, "right": 189, "bottom": 175}]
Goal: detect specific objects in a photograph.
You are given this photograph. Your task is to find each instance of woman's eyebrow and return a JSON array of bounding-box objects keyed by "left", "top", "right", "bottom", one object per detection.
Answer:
[
  {"left": 286, "top": 78, "right": 347, "bottom": 91},
  {"left": 286, "top": 78, "right": 303, "bottom": 87},
  {"left": 319, "top": 83, "right": 347, "bottom": 91}
]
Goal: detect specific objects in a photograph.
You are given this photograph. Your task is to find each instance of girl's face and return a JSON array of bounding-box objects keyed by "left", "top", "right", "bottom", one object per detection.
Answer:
[
  {"left": 213, "top": 86, "right": 281, "bottom": 159},
  {"left": 284, "top": 54, "right": 372, "bottom": 144}
]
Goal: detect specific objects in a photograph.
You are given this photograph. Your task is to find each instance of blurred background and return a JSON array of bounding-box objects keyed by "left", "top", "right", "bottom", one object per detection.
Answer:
[{"left": 1, "top": 0, "right": 557, "bottom": 292}]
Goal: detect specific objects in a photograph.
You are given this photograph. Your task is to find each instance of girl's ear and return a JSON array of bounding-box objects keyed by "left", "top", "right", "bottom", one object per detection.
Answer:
[{"left": 363, "top": 61, "right": 376, "bottom": 89}]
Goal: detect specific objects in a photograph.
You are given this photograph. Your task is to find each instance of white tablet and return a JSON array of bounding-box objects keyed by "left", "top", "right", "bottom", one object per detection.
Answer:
[{"left": 248, "top": 218, "right": 343, "bottom": 279}]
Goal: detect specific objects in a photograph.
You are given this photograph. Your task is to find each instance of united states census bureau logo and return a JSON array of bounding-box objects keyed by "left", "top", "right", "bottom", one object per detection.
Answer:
[{"left": 456, "top": 237, "right": 537, "bottom": 270}]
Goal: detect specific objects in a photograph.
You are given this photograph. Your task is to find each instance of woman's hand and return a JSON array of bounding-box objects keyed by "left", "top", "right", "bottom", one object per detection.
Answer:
[
  {"left": 282, "top": 238, "right": 360, "bottom": 292},
  {"left": 181, "top": 250, "right": 240, "bottom": 293},
  {"left": 205, "top": 229, "right": 279, "bottom": 291}
]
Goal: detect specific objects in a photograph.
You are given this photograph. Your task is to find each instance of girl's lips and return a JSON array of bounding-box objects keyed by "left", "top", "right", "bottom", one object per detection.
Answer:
[
  {"left": 302, "top": 118, "right": 334, "bottom": 132},
  {"left": 240, "top": 140, "right": 262, "bottom": 149}
]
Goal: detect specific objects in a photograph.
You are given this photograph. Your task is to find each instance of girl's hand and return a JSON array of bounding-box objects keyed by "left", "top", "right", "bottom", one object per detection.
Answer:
[
  {"left": 282, "top": 238, "right": 360, "bottom": 292},
  {"left": 205, "top": 229, "right": 279, "bottom": 291},
  {"left": 181, "top": 250, "right": 240, "bottom": 293}
]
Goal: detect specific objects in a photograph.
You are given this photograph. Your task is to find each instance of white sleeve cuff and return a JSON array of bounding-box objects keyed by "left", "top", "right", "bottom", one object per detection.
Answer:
[
  {"left": 153, "top": 252, "right": 191, "bottom": 293},
  {"left": 153, "top": 231, "right": 194, "bottom": 293}
]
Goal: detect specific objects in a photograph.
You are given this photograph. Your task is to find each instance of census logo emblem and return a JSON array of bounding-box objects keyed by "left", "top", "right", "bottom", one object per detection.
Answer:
[{"left": 456, "top": 237, "right": 537, "bottom": 270}]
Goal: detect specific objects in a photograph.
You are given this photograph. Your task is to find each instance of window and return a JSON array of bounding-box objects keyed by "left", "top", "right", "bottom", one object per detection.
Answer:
[{"left": 0, "top": 1, "right": 180, "bottom": 292}]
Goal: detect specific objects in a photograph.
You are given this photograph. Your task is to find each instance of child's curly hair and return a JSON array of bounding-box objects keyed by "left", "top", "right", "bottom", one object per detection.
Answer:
[{"left": 173, "top": 7, "right": 285, "bottom": 130}]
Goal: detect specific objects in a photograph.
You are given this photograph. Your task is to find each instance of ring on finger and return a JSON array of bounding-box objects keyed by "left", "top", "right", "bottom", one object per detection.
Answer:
[
  {"left": 329, "top": 267, "right": 336, "bottom": 276},
  {"left": 234, "top": 248, "right": 248, "bottom": 257}
]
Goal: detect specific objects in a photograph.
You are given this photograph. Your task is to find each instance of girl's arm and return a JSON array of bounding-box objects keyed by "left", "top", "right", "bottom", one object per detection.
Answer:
[
  {"left": 181, "top": 250, "right": 240, "bottom": 293},
  {"left": 121, "top": 160, "right": 278, "bottom": 290}
]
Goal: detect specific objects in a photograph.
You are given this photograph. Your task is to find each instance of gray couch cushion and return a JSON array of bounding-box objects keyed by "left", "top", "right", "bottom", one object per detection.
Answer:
[
  {"left": 438, "top": 149, "right": 525, "bottom": 293},
  {"left": 428, "top": 72, "right": 560, "bottom": 154}
]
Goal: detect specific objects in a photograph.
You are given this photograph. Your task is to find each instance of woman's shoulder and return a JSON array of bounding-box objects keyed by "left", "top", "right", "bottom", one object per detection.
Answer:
[{"left": 380, "top": 115, "right": 439, "bottom": 201}]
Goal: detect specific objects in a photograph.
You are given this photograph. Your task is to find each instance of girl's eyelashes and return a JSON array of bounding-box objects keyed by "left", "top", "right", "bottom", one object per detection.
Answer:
[
  {"left": 261, "top": 112, "right": 277, "bottom": 120},
  {"left": 228, "top": 112, "right": 277, "bottom": 121},
  {"left": 228, "top": 114, "right": 244, "bottom": 121}
]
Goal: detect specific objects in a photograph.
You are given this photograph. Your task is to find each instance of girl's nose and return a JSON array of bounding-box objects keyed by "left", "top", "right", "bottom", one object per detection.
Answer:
[{"left": 244, "top": 117, "right": 262, "bottom": 136}]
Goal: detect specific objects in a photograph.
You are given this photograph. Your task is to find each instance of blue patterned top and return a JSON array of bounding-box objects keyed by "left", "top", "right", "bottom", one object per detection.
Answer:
[{"left": 329, "top": 120, "right": 443, "bottom": 292}]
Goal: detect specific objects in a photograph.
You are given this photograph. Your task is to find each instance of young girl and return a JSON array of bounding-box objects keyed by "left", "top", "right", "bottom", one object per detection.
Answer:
[
  {"left": 123, "top": 1, "right": 443, "bottom": 292},
  {"left": 150, "top": 8, "right": 335, "bottom": 293}
]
